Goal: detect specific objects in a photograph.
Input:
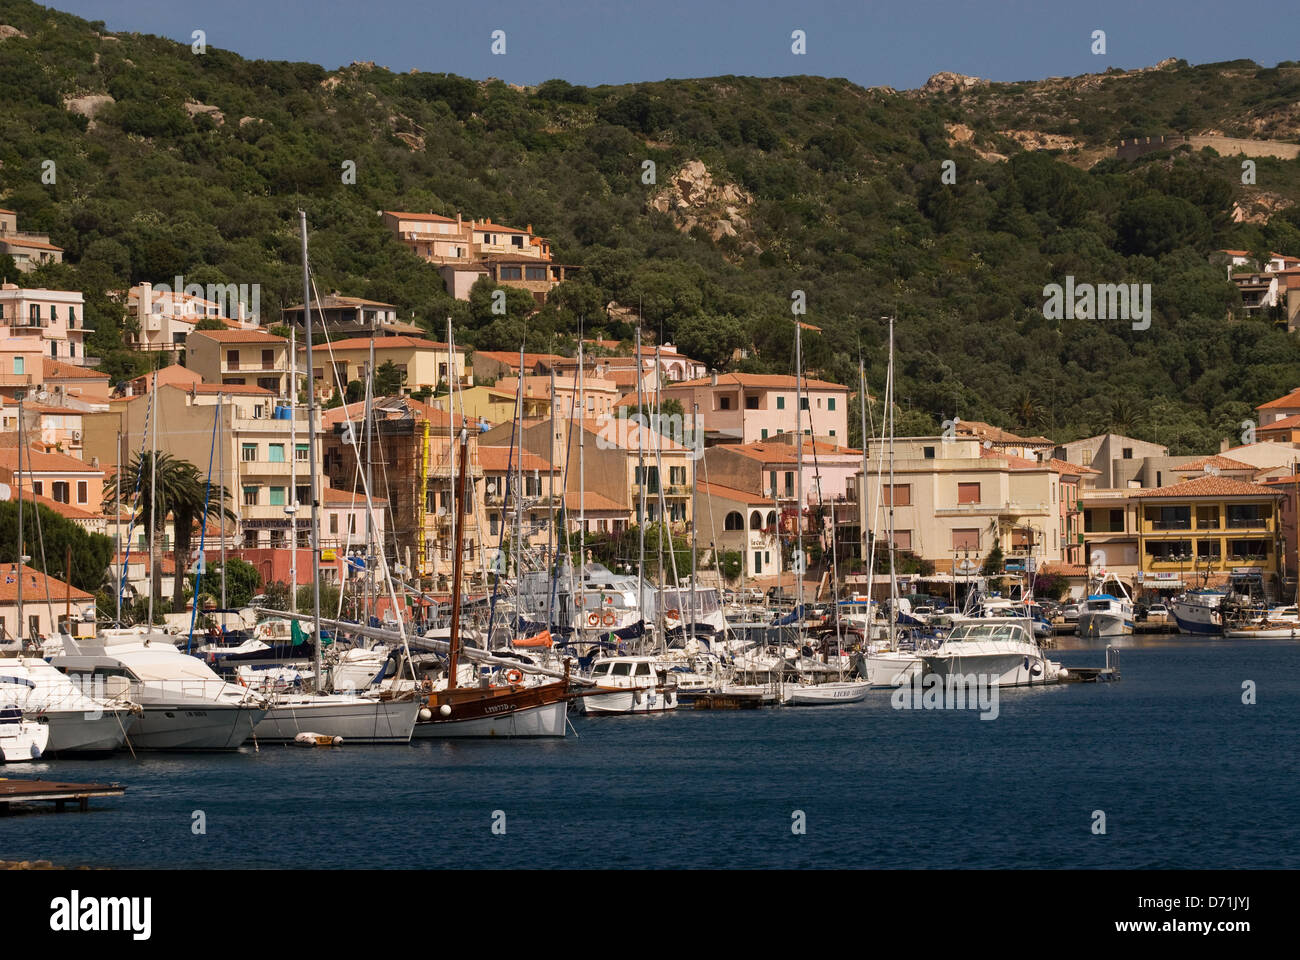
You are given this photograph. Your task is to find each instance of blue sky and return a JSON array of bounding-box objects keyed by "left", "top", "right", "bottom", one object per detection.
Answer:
[{"left": 51, "top": 1, "right": 1300, "bottom": 89}]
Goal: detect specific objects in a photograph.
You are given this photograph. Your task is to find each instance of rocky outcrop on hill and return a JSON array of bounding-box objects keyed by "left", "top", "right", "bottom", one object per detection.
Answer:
[{"left": 648, "top": 160, "right": 760, "bottom": 256}]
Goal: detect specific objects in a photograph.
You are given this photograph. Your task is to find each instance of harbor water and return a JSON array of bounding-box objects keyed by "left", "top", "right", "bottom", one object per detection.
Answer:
[{"left": 2, "top": 637, "right": 1297, "bottom": 869}]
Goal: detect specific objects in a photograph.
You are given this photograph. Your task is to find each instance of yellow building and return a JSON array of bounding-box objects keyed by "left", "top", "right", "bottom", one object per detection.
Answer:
[
  {"left": 1133, "top": 476, "right": 1284, "bottom": 588},
  {"left": 309, "top": 336, "right": 469, "bottom": 400},
  {"left": 186, "top": 329, "right": 290, "bottom": 396},
  {"left": 456, "top": 383, "right": 549, "bottom": 426}
]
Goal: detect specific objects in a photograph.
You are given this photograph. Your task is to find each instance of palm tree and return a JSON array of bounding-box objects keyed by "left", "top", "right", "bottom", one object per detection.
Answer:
[{"left": 104, "top": 452, "right": 235, "bottom": 618}]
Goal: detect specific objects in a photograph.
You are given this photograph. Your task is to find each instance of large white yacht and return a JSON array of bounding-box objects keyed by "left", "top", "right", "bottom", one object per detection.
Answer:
[
  {"left": 921, "top": 618, "right": 1061, "bottom": 687},
  {"left": 49, "top": 629, "right": 268, "bottom": 750},
  {"left": 0, "top": 656, "right": 136, "bottom": 753}
]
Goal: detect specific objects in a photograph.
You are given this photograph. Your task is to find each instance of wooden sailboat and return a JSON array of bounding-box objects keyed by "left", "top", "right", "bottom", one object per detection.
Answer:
[{"left": 413, "top": 421, "right": 573, "bottom": 737}]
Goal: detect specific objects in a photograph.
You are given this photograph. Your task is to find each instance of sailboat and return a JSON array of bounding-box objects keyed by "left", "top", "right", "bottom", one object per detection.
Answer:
[
  {"left": 412, "top": 360, "right": 572, "bottom": 737},
  {"left": 251, "top": 212, "right": 420, "bottom": 744},
  {"left": 788, "top": 317, "right": 868, "bottom": 705}
]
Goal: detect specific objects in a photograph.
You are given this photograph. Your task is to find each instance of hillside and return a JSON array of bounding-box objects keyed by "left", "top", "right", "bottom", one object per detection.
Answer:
[{"left": 5, "top": 0, "right": 1300, "bottom": 452}]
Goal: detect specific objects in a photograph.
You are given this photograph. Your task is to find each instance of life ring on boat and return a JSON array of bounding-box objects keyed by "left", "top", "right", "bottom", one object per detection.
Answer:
[
  {"left": 587, "top": 613, "right": 601, "bottom": 626},
  {"left": 603, "top": 612, "right": 616, "bottom": 626},
  {"left": 505, "top": 668, "right": 523, "bottom": 684}
]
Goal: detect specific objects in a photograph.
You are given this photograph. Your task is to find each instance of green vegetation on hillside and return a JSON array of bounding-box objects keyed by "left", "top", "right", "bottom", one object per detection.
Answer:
[{"left": 4, "top": 1, "right": 1300, "bottom": 452}]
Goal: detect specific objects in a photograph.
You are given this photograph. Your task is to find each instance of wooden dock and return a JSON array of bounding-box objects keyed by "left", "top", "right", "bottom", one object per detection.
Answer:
[
  {"left": 0, "top": 779, "right": 125, "bottom": 814},
  {"left": 690, "top": 692, "right": 768, "bottom": 710},
  {"left": 1060, "top": 647, "right": 1122, "bottom": 683}
]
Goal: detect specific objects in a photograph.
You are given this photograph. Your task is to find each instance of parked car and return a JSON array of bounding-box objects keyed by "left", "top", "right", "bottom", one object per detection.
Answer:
[{"left": 1146, "top": 603, "right": 1171, "bottom": 625}]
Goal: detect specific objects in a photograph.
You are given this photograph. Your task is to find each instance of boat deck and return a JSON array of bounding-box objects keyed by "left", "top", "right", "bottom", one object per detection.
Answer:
[{"left": 0, "top": 779, "right": 125, "bottom": 815}]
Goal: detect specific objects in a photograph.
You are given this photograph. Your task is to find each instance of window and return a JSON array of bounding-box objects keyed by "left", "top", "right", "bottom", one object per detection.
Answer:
[
  {"left": 828, "top": 398, "right": 836, "bottom": 411},
  {"left": 525, "top": 265, "right": 546, "bottom": 281},
  {"left": 1197, "top": 540, "right": 1222, "bottom": 560},
  {"left": 295, "top": 485, "right": 309, "bottom": 506},
  {"left": 761, "top": 429, "right": 768, "bottom": 440},
  {"left": 499, "top": 266, "right": 522, "bottom": 281},
  {"left": 295, "top": 443, "right": 309, "bottom": 462},
  {"left": 227, "top": 349, "right": 240, "bottom": 370},
  {"left": 329, "top": 513, "right": 339, "bottom": 535},
  {"left": 725, "top": 511, "right": 744, "bottom": 530},
  {"left": 800, "top": 397, "right": 809, "bottom": 410},
  {"left": 719, "top": 396, "right": 731, "bottom": 410},
  {"left": 31, "top": 481, "right": 42, "bottom": 495},
  {"left": 957, "top": 482, "right": 981, "bottom": 504},
  {"left": 269, "top": 530, "right": 286, "bottom": 548},
  {"left": 50, "top": 305, "right": 58, "bottom": 323},
  {"left": 12, "top": 357, "right": 22, "bottom": 375},
  {"left": 77, "top": 481, "right": 87, "bottom": 503},
  {"left": 242, "top": 443, "right": 257, "bottom": 462},
  {"left": 750, "top": 511, "right": 763, "bottom": 530},
  {"left": 261, "top": 349, "right": 274, "bottom": 370},
  {"left": 670, "top": 466, "right": 686, "bottom": 485},
  {"left": 243, "top": 486, "right": 258, "bottom": 507},
  {"left": 68, "top": 307, "right": 76, "bottom": 327},
  {"left": 776, "top": 396, "right": 785, "bottom": 410},
  {"left": 745, "top": 396, "right": 759, "bottom": 410},
  {"left": 883, "top": 484, "right": 911, "bottom": 507},
  {"left": 489, "top": 514, "right": 499, "bottom": 536},
  {"left": 1111, "top": 509, "right": 1123, "bottom": 529},
  {"left": 1229, "top": 539, "right": 1269, "bottom": 560},
  {"left": 348, "top": 514, "right": 357, "bottom": 534},
  {"left": 923, "top": 446, "right": 936, "bottom": 459},
  {"left": 268, "top": 444, "right": 285, "bottom": 463},
  {"left": 1122, "top": 447, "right": 1133, "bottom": 459},
  {"left": 784, "top": 472, "right": 794, "bottom": 496},
  {"left": 243, "top": 530, "right": 259, "bottom": 548},
  {"left": 52, "top": 481, "right": 69, "bottom": 503},
  {"left": 952, "top": 528, "right": 980, "bottom": 551},
  {"left": 269, "top": 487, "right": 286, "bottom": 507},
  {"left": 892, "top": 530, "right": 912, "bottom": 551}
]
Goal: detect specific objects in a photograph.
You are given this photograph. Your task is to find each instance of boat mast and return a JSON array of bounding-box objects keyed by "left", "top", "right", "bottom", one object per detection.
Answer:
[
  {"left": 859, "top": 357, "right": 872, "bottom": 625},
  {"left": 690, "top": 399, "right": 699, "bottom": 645},
  {"left": 636, "top": 324, "right": 646, "bottom": 630},
  {"left": 514, "top": 341, "right": 525, "bottom": 644},
  {"left": 147, "top": 363, "right": 157, "bottom": 628},
  {"left": 578, "top": 333, "right": 585, "bottom": 578},
  {"left": 114, "top": 428, "right": 121, "bottom": 628},
  {"left": 795, "top": 318, "right": 804, "bottom": 648},
  {"left": 289, "top": 323, "right": 298, "bottom": 615},
  {"left": 886, "top": 318, "right": 897, "bottom": 646},
  {"left": 446, "top": 429, "right": 470, "bottom": 690},
  {"left": 362, "top": 323, "right": 376, "bottom": 623},
  {"left": 218, "top": 391, "right": 226, "bottom": 628},
  {"left": 15, "top": 394, "right": 24, "bottom": 644},
  {"left": 299, "top": 210, "right": 323, "bottom": 690}
]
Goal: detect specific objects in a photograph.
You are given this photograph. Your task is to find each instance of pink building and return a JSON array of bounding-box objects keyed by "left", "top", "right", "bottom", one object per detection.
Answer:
[{"left": 660, "top": 372, "right": 850, "bottom": 445}]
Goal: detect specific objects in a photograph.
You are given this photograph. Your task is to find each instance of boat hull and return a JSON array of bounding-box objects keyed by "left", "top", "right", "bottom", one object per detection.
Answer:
[
  {"left": 865, "top": 653, "right": 921, "bottom": 687},
  {"left": 0, "top": 722, "right": 49, "bottom": 762},
  {"left": 787, "top": 681, "right": 871, "bottom": 705},
  {"left": 1076, "top": 612, "right": 1133, "bottom": 638},
  {"left": 129, "top": 703, "right": 267, "bottom": 750},
  {"left": 255, "top": 697, "right": 419, "bottom": 743},
  {"left": 414, "top": 699, "right": 567, "bottom": 738},
  {"left": 578, "top": 686, "right": 677, "bottom": 714},
  {"left": 42, "top": 709, "right": 132, "bottom": 754},
  {"left": 922, "top": 651, "right": 1058, "bottom": 687}
]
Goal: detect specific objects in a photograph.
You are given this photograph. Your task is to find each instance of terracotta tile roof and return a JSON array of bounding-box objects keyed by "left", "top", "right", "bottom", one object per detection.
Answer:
[
  {"left": 385, "top": 210, "right": 458, "bottom": 223},
  {"left": 696, "top": 481, "right": 771, "bottom": 506},
  {"left": 325, "top": 336, "right": 459, "bottom": 352},
  {"left": 473, "top": 220, "right": 530, "bottom": 234},
  {"left": 474, "top": 351, "right": 566, "bottom": 370},
  {"left": 320, "top": 486, "right": 387, "bottom": 505},
  {"left": 1131, "top": 476, "right": 1283, "bottom": 499},
  {"left": 1255, "top": 389, "right": 1300, "bottom": 410},
  {"left": 955, "top": 420, "right": 1054, "bottom": 446},
  {"left": 321, "top": 395, "right": 466, "bottom": 430},
  {"left": 0, "top": 236, "right": 62, "bottom": 252},
  {"left": 1259, "top": 414, "right": 1300, "bottom": 430},
  {"left": 183, "top": 383, "right": 274, "bottom": 397},
  {"left": 563, "top": 491, "right": 625, "bottom": 513},
  {"left": 0, "top": 563, "right": 93, "bottom": 603},
  {"left": 669, "top": 373, "right": 848, "bottom": 392},
  {"left": 1177, "top": 455, "right": 1257, "bottom": 471},
  {"left": 1046, "top": 457, "right": 1100, "bottom": 475},
  {"left": 579, "top": 417, "right": 690, "bottom": 452},
  {"left": 42, "top": 358, "right": 108, "bottom": 381},
  {"left": 188, "top": 329, "right": 285, "bottom": 344},
  {"left": 476, "top": 445, "right": 557, "bottom": 473},
  {"left": 0, "top": 444, "right": 100, "bottom": 473},
  {"left": 284, "top": 295, "right": 398, "bottom": 311},
  {"left": 715, "top": 439, "right": 857, "bottom": 463},
  {"left": 3, "top": 488, "right": 99, "bottom": 521}
]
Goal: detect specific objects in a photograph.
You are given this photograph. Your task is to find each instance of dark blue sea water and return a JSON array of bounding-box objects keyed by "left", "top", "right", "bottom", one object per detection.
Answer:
[{"left": 2, "top": 638, "right": 1297, "bottom": 869}]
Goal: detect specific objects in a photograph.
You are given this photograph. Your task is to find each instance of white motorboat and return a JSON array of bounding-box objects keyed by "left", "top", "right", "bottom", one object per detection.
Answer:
[
  {"left": 0, "top": 656, "right": 136, "bottom": 753},
  {"left": 254, "top": 693, "right": 420, "bottom": 743},
  {"left": 1170, "top": 589, "right": 1225, "bottom": 636},
  {"left": 864, "top": 649, "right": 922, "bottom": 687},
  {"left": 49, "top": 629, "right": 268, "bottom": 750},
  {"left": 1077, "top": 574, "right": 1134, "bottom": 638},
  {"left": 921, "top": 618, "right": 1061, "bottom": 687},
  {"left": 578, "top": 656, "right": 678, "bottom": 714},
  {"left": 0, "top": 704, "right": 49, "bottom": 762},
  {"left": 787, "top": 679, "right": 871, "bottom": 705}
]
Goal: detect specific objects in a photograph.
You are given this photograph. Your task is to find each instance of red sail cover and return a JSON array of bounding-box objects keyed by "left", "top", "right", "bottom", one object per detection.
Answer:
[{"left": 514, "top": 629, "right": 553, "bottom": 648}]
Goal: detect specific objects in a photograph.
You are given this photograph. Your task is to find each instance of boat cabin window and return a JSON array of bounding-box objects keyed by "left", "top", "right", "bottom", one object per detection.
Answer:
[
  {"left": 632, "top": 662, "right": 651, "bottom": 676},
  {"left": 610, "top": 662, "right": 632, "bottom": 676}
]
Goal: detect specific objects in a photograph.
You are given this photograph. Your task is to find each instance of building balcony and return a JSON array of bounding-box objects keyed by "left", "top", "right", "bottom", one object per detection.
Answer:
[{"left": 935, "top": 501, "right": 1050, "bottom": 517}]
